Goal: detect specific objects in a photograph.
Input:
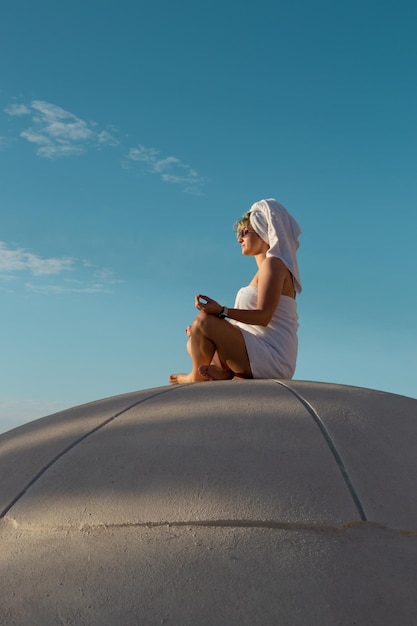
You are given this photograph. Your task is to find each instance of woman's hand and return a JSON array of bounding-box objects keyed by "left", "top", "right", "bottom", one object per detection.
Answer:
[{"left": 195, "top": 294, "right": 223, "bottom": 316}]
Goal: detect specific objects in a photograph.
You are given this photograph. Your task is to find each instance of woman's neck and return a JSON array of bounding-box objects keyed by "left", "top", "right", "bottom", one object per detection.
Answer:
[{"left": 254, "top": 251, "right": 267, "bottom": 268}]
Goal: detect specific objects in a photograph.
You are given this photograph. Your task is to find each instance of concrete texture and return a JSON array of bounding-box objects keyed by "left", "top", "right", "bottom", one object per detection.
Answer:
[{"left": 0, "top": 380, "right": 416, "bottom": 625}]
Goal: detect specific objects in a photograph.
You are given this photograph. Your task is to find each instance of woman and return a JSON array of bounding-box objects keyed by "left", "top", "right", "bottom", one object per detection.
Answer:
[{"left": 169, "top": 198, "right": 302, "bottom": 383}]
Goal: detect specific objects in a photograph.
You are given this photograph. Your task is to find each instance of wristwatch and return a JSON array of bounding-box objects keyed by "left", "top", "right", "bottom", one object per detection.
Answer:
[{"left": 218, "top": 306, "right": 229, "bottom": 319}]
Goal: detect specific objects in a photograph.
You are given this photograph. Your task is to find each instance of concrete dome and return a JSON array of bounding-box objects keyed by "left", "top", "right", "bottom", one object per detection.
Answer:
[{"left": 0, "top": 380, "right": 416, "bottom": 625}]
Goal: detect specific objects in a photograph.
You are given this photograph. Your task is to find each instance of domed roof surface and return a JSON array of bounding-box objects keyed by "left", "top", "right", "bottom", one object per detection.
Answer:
[{"left": 1, "top": 380, "right": 416, "bottom": 625}]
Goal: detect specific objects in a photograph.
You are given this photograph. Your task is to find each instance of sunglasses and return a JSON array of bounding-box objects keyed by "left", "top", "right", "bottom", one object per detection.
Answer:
[{"left": 237, "top": 227, "right": 257, "bottom": 240}]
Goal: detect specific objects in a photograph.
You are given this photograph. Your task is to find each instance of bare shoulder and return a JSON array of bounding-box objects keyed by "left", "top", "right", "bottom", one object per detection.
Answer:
[
  {"left": 260, "top": 256, "right": 288, "bottom": 275},
  {"left": 260, "top": 257, "right": 295, "bottom": 297}
]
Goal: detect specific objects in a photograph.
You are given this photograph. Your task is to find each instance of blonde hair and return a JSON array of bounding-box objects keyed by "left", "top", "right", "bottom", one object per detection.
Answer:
[{"left": 233, "top": 210, "right": 251, "bottom": 235}]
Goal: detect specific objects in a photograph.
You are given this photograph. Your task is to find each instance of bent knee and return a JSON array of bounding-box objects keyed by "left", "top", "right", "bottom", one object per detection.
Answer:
[{"left": 191, "top": 312, "right": 218, "bottom": 335}]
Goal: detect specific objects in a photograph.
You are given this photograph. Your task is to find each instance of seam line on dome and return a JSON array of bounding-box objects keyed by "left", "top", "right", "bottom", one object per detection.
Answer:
[
  {"left": 0, "top": 386, "right": 180, "bottom": 519},
  {"left": 8, "top": 519, "right": 379, "bottom": 533},
  {"left": 274, "top": 381, "right": 367, "bottom": 522}
]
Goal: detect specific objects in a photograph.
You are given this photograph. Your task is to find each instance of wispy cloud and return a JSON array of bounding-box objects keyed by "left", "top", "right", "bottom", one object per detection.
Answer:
[
  {"left": 4, "top": 103, "right": 30, "bottom": 116},
  {"left": 5, "top": 98, "right": 207, "bottom": 194},
  {"left": 0, "top": 242, "right": 74, "bottom": 275},
  {"left": 97, "top": 129, "right": 120, "bottom": 147},
  {"left": 0, "top": 242, "right": 122, "bottom": 294},
  {"left": 5, "top": 100, "right": 119, "bottom": 158},
  {"left": 125, "top": 144, "right": 205, "bottom": 194}
]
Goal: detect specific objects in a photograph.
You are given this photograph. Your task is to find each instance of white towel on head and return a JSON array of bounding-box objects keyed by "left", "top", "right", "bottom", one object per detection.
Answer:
[{"left": 249, "top": 198, "right": 302, "bottom": 293}]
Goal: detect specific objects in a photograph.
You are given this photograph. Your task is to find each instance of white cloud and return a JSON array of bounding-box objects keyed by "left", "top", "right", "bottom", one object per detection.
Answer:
[
  {"left": 31, "top": 100, "right": 77, "bottom": 120},
  {"left": 151, "top": 156, "right": 180, "bottom": 173},
  {"left": 97, "top": 130, "right": 120, "bottom": 146},
  {"left": 4, "top": 97, "right": 205, "bottom": 193},
  {"left": 127, "top": 145, "right": 159, "bottom": 162},
  {"left": 5, "top": 100, "right": 119, "bottom": 158},
  {"left": 39, "top": 143, "right": 86, "bottom": 158},
  {"left": 0, "top": 242, "right": 74, "bottom": 275},
  {"left": 0, "top": 242, "right": 122, "bottom": 295},
  {"left": 4, "top": 103, "right": 30, "bottom": 116},
  {"left": 19, "top": 129, "right": 49, "bottom": 145},
  {"left": 25, "top": 268, "right": 124, "bottom": 294},
  {"left": 125, "top": 143, "right": 205, "bottom": 194},
  {"left": 25, "top": 282, "right": 111, "bottom": 294}
]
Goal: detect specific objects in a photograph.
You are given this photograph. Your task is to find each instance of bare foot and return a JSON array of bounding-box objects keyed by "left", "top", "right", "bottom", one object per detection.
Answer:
[
  {"left": 198, "top": 365, "right": 234, "bottom": 381},
  {"left": 169, "top": 373, "right": 194, "bottom": 384}
]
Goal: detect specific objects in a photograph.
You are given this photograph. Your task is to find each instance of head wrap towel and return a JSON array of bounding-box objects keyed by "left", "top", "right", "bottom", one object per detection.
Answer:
[{"left": 249, "top": 198, "right": 302, "bottom": 293}]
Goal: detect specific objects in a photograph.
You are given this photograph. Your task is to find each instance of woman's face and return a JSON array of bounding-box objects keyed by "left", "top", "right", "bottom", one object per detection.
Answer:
[{"left": 237, "top": 220, "right": 268, "bottom": 256}]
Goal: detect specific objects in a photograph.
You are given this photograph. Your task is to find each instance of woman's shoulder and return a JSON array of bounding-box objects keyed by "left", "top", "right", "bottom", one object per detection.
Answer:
[
  {"left": 260, "top": 255, "right": 289, "bottom": 275},
  {"left": 261, "top": 256, "right": 296, "bottom": 298}
]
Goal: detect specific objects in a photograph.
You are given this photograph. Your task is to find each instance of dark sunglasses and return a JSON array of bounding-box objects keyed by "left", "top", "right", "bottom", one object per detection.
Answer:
[{"left": 237, "top": 227, "right": 257, "bottom": 240}]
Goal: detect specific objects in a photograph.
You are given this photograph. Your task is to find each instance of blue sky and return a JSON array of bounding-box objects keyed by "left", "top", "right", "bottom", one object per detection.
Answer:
[{"left": 1, "top": 0, "right": 416, "bottom": 433}]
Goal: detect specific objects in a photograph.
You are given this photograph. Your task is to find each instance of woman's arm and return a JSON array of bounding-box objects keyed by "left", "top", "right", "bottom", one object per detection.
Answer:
[{"left": 196, "top": 257, "right": 290, "bottom": 327}]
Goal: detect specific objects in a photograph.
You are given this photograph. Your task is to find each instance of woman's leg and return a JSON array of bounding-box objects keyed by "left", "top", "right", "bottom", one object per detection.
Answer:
[
  {"left": 170, "top": 312, "right": 252, "bottom": 384},
  {"left": 186, "top": 325, "right": 224, "bottom": 367}
]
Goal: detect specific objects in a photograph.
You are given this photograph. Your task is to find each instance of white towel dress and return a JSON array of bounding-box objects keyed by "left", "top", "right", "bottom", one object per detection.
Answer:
[{"left": 232, "top": 285, "right": 299, "bottom": 379}]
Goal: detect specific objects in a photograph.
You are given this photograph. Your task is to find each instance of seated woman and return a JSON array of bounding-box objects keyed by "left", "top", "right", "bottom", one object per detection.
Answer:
[{"left": 169, "top": 198, "right": 302, "bottom": 383}]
